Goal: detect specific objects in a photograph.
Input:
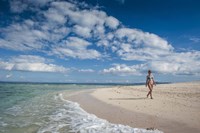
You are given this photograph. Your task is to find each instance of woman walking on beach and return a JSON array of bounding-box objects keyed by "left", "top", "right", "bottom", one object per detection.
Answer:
[{"left": 146, "top": 70, "right": 156, "bottom": 99}]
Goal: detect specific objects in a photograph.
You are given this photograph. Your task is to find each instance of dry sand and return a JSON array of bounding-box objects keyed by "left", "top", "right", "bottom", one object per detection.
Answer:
[{"left": 66, "top": 82, "right": 200, "bottom": 133}]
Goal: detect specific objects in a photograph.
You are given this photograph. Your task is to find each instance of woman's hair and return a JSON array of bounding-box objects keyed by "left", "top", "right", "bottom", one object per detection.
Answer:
[{"left": 148, "top": 70, "right": 151, "bottom": 73}]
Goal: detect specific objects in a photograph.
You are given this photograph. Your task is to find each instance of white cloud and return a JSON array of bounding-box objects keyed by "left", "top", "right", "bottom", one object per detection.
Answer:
[
  {"left": 78, "top": 69, "right": 95, "bottom": 73},
  {"left": 190, "top": 37, "right": 200, "bottom": 43},
  {"left": 12, "top": 55, "right": 47, "bottom": 63},
  {"left": 116, "top": 28, "right": 173, "bottom": 50},
  {"left": 102, "top": 64, "right": 145, "bottom": 76},
  {"left": 68, "top": 10, "right": 107, "bottom": 29},
  {"left": 1, "top": 0, "right": 110, "bottom": 60},
  {"left": 149, "top": 60, "right": 200, "bottom": 75},
  {"left": 9, "top": 0, "right": 54, "bottom": 13},
  {"left": 51, "top": 1, "right": 76, "bottom": 11},
  {"left": 6, "top": 74, "right": 12, "bottom": 78},
  {"left": 117, "top": 47, "right": 171, "bottom": 61},
  {"left": 105, "top": 16, "right": 119, "bottom": 29},
  {"left": 113, "top": 28, "right": 174, "bottom": 61},
  {"left": 1, "top": 0, "right": 200, "bottom": 76},
  {"left": 44, "top": 8, "right": 67, "bottom": 24},
  {"left": 0, "top": 22, "right": 48, "bottom": 51},
  {"left": 12, "top": 63, "right": 67, "bottom": 72},
  {"left": 0, "top": 61, "right": 14, "bottom": 70},
  {"left": 0, "top": 16, "right": 71, "bottom": 51},
  {"left": 102, "top": 51, "right": 200, "bottom": 76},
  {"left": 115, "top": 28, "right": 173, "bottom": 50},
  {"left": 52, "top": 37, "right": 102, "bottom": 59},
  {"left": 97, "top": 40, "right": 109, "bottom": 47},
  {"left": 10, "top": 0, "right": 28, "bottom": 13},
  {"left": 2, "top": 0, "right": 173, "bottom": 62},
  {"left": 107, "top": 33, "right": 114, "bottom": 40},
  {"left": 73, "top": 25, "right": 91, "bottom": 38},
  {"left": 149, "top": 51, "right": 200, "bottom": 75},
  {"left": 0, "top": 55, "right": 68, "bottom": 73}
]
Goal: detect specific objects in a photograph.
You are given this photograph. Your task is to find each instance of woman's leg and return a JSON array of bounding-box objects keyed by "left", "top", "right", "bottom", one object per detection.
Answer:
[
  {"left": 147, "top": 84, "right": 153, "bottom": 99},
  {"left": 150, "top": 84, "right": 153, "bottom": 99},
  {"left": 147, "top": 84, "right": 151, "bottom": 98}
]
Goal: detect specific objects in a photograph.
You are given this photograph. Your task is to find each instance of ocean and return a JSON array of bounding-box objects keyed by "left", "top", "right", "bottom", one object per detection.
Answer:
[{"left": 0, "top": 83, "right": 163, "bottom": 133}]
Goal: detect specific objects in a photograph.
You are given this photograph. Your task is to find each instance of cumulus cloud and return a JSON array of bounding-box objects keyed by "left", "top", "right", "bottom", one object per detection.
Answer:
[
  {"left": 73, "top": 25, "right": 92, "bottom": 38},
  {"left": 10, "top": 0, "right": 53, "bottom": 13},
  {"left": 6, "top": 74, "right": 12, "bottom": 78},
  {"left": 149, "top": 51, "right": 200, "bottom": 75},
  {"left": 67, "top": 9, "right": 107, "bottom": 29},
  {"left": 105, "top": 16, "right": 119, "bottom": 29},
  {"left": 78, "top": 69, "right": 95, "bottom": 73},
  {"left": 113, "top": 28, "right": 174, "bottom": 60},
  {"left": 102, "top": 64, "right": 146, "bottom": 76},
  {"left": 52, "top": 37, "right": 101, "bottom": 59},
  {"left": 0, "top": 55, "right": 68, "bottom": 73},
  {"left": 1, "top": 0, "right": 173, "bottom": 61},
  {"left": 102, "top": 51, "right": 200, "bottom": 76},
  {"left": 0, "top": 0, "right": 109, "bottom": 59},
  {"left": 44, "top": 8, "right": 67, "bottom": 24},
  {"left": 9, "top": 0, "right": 28, "bottom": 13},
  {"left": 190, "top": 37, "right": 200, "bottom": 43},
  {"left": 0, "top": 0, "right": 199, "bottom": 76}
]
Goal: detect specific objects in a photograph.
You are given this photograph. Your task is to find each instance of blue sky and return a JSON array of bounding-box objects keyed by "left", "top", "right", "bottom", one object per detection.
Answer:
[{"left": 0, "top": 0, "right": 200, "bottom": 83}]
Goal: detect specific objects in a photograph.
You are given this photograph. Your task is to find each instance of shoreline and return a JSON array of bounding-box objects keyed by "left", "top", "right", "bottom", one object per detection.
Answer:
[{"left": 64, "top": 82, "right": 200, "bottom": 133}]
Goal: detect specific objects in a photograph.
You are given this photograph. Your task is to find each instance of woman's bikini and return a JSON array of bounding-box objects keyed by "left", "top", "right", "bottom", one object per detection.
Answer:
[{"left": 147, "top": 74, "right": 154, "bottom": 85}]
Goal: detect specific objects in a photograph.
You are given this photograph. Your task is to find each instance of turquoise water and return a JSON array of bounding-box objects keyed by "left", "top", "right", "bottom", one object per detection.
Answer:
[{"left": 0, "top": 83, "right": 163, "bottom": 133}]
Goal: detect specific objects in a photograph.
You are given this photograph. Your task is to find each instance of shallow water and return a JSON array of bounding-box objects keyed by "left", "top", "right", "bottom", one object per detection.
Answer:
[{"left": 0, "top": 83, "right": 163, "bottom": 133}]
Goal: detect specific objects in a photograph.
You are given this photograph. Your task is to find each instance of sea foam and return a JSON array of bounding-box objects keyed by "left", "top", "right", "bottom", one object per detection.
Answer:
[{"left": 38, "top": 93, "right": 163, "bottom": 133}]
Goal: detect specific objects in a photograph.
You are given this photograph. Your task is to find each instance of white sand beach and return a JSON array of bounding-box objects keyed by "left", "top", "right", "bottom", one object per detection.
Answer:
[{"left": 66, "top": 82, "right": 200, "bottom": 133}]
